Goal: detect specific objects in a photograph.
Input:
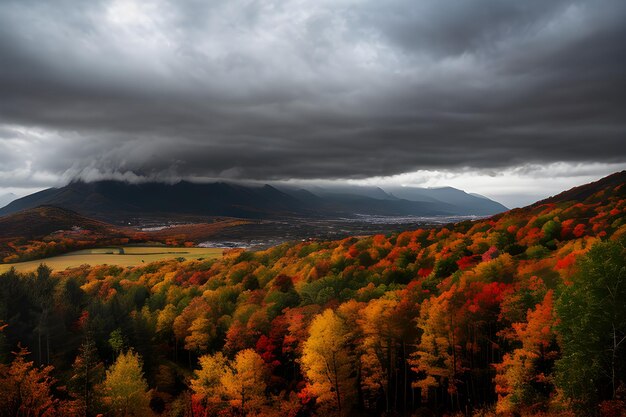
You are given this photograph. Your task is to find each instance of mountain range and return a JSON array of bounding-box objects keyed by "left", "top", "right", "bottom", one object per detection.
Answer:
[
  {"left": 0, "top": 180, "right": 508, "bottom": 222},
  {"left": 0, "top": 171, "right": 623, "bottom": 264}
]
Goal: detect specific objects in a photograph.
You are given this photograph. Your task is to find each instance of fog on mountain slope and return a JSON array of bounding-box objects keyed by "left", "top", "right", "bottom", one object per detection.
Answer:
[
  {"left": 0, "top": 180, "right": 508, "bottom": 222},
  {"left": 0, "top": 193, "right": 17, "bottom": 209}
]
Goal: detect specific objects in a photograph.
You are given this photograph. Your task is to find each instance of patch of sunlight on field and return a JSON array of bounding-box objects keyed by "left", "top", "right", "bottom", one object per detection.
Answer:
[{"left": 0, "top": 246, "right": 224, "bottom": 273}]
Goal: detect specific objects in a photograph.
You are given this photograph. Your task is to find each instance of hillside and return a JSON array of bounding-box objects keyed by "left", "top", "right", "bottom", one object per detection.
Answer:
[
  {"left": 0, "top": 180, "right": 508, "bottom": 222},
  {"left": 0, "top": 172, "right": 624, "bottom": 416},
  {"left": 0, "top": 181, "right": 305, "bottom": 221},
  {"left": 0, "top": 205, "right": 112, "bottom": 239},
  {"left": 0, "top": 206, "right": 250, "bottom": 263},
  {"left": 535, "top": 170, "right": 626, "bottom": 205},
  {"left": 0, "top": 206, "right": 136, "bottom": 262}
]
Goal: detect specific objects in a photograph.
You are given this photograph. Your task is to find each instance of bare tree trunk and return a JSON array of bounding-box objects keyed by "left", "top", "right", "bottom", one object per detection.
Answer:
[
  {"left": 403, "top": 340, "right": 407, "bottom": 414},
  {"left": 38, "top": 327, "right": 42, "bottom": 366},
  {"left": 612, "top": 323, "right": 617, "bottom": 398},
  {"left": 189, "top": 392, "right": 196, "bottom": 417},
  {"left": 332, "top": 352, "right": 342, "bottom": 415},
  {"left": 241, "top": 387, "right": 246, "bottom": 417},
  {"left": 386, "top": 340, "right": 391, "bottom": 412}
]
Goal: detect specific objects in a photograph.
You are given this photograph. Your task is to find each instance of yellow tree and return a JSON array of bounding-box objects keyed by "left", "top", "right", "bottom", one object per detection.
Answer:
[
  {"left": 102, "top": 350, "right": 151, "bottom": 417},
  {"left": 156, "top": 304, "right": 177, "bottom": 336},
  {"left": 190, "top": 352, "right": 228, "bottom": 415},
  {"left": 409, "top": 291, "right": 459, "bottom": 404},
  {"left": 358, "top": 297, "right": 400, "bottom": 413},
  {"left": 221, "top": 349, "right": 268, "bottom": 416},
  {"left": 301, "top": 309, "right": 356, "bottom": 415},
  {"left": 185, "top": 317, "right": 216, "bottom": 353}
]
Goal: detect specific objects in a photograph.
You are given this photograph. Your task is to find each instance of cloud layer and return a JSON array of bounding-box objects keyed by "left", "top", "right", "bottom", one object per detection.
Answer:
[{"left": 0, "top": 0, "right": 625, "bottom": 189}]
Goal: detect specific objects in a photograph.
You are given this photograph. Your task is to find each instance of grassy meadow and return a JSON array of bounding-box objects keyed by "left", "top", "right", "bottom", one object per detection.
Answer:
[{"left": 0, "top": 246, "right": 224, "bottom": 273}]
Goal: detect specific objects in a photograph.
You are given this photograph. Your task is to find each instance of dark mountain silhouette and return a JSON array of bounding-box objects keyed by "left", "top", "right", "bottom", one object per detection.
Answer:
[
  {"left": 0, "top": 181, "right": 306, "bottom": 221},
  {"left": 384, "top": 186, "right": 508, "bottom": 215},
  {"left": 0, "top": 180, "right": 509, "bottom": 222}
]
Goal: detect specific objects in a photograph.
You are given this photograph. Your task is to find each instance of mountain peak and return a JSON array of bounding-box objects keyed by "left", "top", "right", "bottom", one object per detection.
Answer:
[{"left": 0, "top": 179, "right": 511, "bottom": 221}]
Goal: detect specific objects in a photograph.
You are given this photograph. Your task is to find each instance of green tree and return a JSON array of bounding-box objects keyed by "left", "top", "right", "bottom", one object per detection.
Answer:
[
  {"left": 33, "top": 264, "right": 55, "bottom": 366},
  {"left": 556, "top": 240, "right": 626, "bottom": 408},
  {"left": 108, "top": 328, "right": 125, "bottom": 358},
  {"left": 70, "top": 334, "right": 105, "bottom": 416},
  {"left": 102, "top": 350, "right": 151, "bottom": 417}
]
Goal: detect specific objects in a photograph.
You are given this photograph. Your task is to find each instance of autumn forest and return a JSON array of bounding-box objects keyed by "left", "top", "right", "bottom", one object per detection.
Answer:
[{"left": 0, "top": 173, "right": 624, "bottom": 417}]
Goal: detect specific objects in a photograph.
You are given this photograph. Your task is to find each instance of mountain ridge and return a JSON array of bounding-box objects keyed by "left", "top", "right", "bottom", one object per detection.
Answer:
[
  {"left": 534, "top": 170, "right": 626, "bottom": 205},
  {"left": 0, "top": 180, "right": 508, "bottom": 221}
]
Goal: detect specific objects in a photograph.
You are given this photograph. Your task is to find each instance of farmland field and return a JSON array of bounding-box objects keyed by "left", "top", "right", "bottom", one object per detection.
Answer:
[{"left": 0, "top": 246, "right": 224, "bottom": 273}]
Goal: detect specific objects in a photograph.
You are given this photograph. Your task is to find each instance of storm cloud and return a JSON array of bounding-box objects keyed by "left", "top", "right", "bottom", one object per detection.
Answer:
[{"left": 0, "top": 0, "right": 625, "bottom": 189}]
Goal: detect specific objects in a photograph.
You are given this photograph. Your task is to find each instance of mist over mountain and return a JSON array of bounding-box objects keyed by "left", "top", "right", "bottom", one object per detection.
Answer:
[
  {"left": 1, "top": 0, "right": 626, "bottom": 414},
  {"left": 278, "top": 184, "right": 508, "bottom": 215},
  {"left": 0, "top": 180, "right": 507, "bottom": 222},
  {"left": 0, "top": 193, "right": 17, "bottom": 209}
]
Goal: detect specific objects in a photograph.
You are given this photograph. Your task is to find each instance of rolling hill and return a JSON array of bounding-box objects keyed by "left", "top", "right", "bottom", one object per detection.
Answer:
[
  {"left": 0, "top": 205, "right": 248, "bottom": 263},
  {"left": 0, "top": 206, "right": 133, "bottom": 262},
  {"left": 0, "top": 205, "right": 115, "bottom": 240}
]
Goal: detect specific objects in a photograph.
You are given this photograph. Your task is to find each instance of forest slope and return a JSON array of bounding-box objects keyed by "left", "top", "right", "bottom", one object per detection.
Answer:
[{"left": 0, "top": 173, "right": 625, "bottom": 416}]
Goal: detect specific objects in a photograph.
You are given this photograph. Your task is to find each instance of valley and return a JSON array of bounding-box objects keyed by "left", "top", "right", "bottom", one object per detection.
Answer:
[
  {"left": 2, "top": 2, "right": 623, "bottom": 414},
  {"left": 0, "top": 172, "right": 624, "bottom": 417},
  {"left": 0, "top": 204, "right": 485, "bottom": 265}
]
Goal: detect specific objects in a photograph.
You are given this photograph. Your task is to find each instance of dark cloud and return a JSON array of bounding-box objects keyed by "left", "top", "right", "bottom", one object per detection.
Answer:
[{"left": 0, "top": 0, "right": 625, "bottom": 185}]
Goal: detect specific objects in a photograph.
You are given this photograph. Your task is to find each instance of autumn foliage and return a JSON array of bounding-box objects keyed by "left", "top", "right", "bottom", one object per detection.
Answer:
[{"left": 0, "top": 176, "right": 625, "bottom": 416}]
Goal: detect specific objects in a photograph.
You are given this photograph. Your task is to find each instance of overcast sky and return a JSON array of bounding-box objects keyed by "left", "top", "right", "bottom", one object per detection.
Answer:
[{"left": 1, "top": 0, "right": 625, "bottom": 208}]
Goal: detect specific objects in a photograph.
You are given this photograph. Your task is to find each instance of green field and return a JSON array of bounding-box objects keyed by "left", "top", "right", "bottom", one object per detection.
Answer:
[{"left": 0, "top": 246, "right": 224, "bottom": 273}]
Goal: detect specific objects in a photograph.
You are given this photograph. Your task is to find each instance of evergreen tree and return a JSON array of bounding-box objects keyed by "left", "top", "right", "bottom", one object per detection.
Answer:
[
  {"left": 70, "top": 334, "right": 105, "bottom": 416},
  {"left": 556, "top": 240, "right": 626, "bottom": 409}
]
